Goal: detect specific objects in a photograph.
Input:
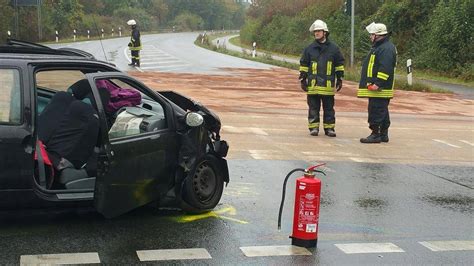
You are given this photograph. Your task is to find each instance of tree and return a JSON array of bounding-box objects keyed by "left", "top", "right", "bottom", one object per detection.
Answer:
[
  {"left": 0, "top": 0, "right": 15, "bottom": 40},
  {"left": 415, "top": 0, "right": 473, "bottom": 76},
  {"left": 171, "top": 12, "right": 204, "bottom": 31}
]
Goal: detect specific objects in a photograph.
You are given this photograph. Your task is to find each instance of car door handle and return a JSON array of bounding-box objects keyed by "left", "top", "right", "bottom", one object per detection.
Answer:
[{"left": 22, "top": 135, "right": 33, "bottom": 154}]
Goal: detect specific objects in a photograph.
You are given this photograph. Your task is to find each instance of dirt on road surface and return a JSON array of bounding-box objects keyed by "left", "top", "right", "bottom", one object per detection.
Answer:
[{"left": 131, "top": 68, "right": 473, "bottom": 117}]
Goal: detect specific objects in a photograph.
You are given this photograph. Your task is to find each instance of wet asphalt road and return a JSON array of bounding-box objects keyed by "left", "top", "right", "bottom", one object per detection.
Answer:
[
  {"left": 0, "top": 160, "right": 472, "bottom": 264},
  {"left": 1, "top": 34, "right": 472, "bottom": 265}
]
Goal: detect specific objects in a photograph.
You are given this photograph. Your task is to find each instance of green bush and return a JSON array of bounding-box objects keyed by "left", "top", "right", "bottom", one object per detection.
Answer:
[
  {"left": 240, "top": 18, "right": 262, "bottom": 45},
  {"left": 414, "top": 0, "right": 473, "bottom": 80}
]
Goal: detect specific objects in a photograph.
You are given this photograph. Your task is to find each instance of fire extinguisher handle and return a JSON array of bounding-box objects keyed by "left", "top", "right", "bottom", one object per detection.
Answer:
[
  {"left": 314, "top": 170, "right": 326, "bottom": 175},
  {"left": 306, "top": 163, "right": 326, "bottom": 174}
]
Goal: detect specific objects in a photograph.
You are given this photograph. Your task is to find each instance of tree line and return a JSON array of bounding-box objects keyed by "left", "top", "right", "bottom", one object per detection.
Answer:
[
  {"left": 0, "top": 0, "right": 246, "bottom": 42},
  {"left": 240, "top": 0, "right": 473, "bottom": 80}
]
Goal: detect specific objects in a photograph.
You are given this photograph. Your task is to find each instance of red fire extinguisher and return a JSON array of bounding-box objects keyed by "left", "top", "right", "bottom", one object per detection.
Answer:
[{"left": 278, "top": 164, "right": 326, "bottom": 248}]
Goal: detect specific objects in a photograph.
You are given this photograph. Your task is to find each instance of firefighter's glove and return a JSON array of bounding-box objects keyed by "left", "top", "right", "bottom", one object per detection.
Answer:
[
  {"left": 336, "top": 78, "right": 343, "bottom": 92},
  {"left": 300, "top": 80, "right": 308, "bottom": 92},
  {"left": 367, "top": 84, "right": 380, "bottom": 91},
  {"left": 298, "top": 71, "right": 308, "bottom": 81}
]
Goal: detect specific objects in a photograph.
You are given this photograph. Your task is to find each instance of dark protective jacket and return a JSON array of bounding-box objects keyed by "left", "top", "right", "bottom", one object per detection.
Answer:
[
  {"left": 358, "top": 36, "right": 397, "bottom": 98},
  {"left": 128, "top": 27, "right": 142, "bottom": 51},
  {"left": 300, "top": 39, "right": 345, "bottom": 96}
]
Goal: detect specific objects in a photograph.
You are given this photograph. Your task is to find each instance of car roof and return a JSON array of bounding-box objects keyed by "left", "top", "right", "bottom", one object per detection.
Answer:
[
  {"left": 0, "top": 39, "right": 97, "bottom": 60},
  {"left": 0, "top": 39, "right": 118, "bottom": 67}
]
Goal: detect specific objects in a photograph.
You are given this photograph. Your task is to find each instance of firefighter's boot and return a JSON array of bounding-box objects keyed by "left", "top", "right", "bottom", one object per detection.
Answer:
[
  {"left": 309, "top": 128, "right": 319, "bottom": 136},
  {"left": 380, "top": 128, "right": 389, "bottom": 143},
  {"left": 325, "top": 128, "right": 336, "bottom": 137},
  {"left": 360, "top": 130, "right": 382, "bottom": 143}
]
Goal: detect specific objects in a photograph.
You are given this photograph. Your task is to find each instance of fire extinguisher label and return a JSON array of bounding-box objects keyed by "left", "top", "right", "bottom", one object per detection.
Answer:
[
  {"left": 306, "top": 224, "right": 317, "bottom": 232},
  {"left": 297, "top": 194, "right": 319, "bottom": 232}
]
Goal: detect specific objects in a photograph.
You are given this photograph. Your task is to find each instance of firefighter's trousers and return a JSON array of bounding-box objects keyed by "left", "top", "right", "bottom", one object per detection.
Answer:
[
  {"left": 368, "top": 98, "right": 390, "bottom": 131},
  {"left": 131, "top": 50, "right": 140, "bottom": 66},
  {"left": 307, "top": 95, "right": 335, "bottom": 130}
]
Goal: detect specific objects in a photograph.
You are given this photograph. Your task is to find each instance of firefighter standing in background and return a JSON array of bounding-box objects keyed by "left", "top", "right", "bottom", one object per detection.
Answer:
[
  {"left": 127, "top": 19, "right": 142, "bottom": 67},
  {"left": 358, "top": 22, "right": 397, "bottom": 144},
  {"left": 299, "top": 20, "right": 344, "bottom": 137}
]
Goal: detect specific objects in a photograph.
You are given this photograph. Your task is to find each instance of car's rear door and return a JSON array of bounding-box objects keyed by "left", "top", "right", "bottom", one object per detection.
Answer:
[
  {"left": 0, "top": 66, "right": 34, "bottom": 192},
  {"left": 85, "top": 73, "right": 178, "bottom": 218}
]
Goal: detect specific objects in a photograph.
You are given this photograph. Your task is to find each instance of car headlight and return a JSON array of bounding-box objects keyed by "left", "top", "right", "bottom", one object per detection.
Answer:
[{"left": 185, "top": 112, "right": 204, "bottom": 127}]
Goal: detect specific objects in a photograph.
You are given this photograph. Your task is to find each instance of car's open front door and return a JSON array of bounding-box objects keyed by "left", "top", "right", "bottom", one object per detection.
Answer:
[{"left": 86, "top": 73, "right": 176, "bottom": 218}]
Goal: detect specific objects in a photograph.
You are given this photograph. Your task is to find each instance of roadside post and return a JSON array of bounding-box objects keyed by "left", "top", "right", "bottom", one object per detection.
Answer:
[
  {"left": 7, "top": 30, "right": 11, "bottom": 41},
  {"left": 101, "top": 28, "right": 104, "bottom": 38},
  {"left": 55, "top": 30, "right": 58, "bottom": 43},
  {"left": 119, "top": 27, "right": 122, "bottom": 37},
  {"left": 112, "top": 28, "right": 114, "bottom": 37},
  {"left": 407, "top": 59, "right": 413, "bottom": 86},
  {"left": 73, "top": 29, "right": 76, "bottom": 42},
  {"left": 87, "top": 30, "right": 90, "bottom": 39},
  {"left": 252, "top": 42, "right": 257, "bottom": 58}
]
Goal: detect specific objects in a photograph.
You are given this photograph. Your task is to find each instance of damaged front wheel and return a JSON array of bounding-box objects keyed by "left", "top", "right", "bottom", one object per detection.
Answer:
[{"left": 181, "top": 160, "right": 224, "bottom": 213}]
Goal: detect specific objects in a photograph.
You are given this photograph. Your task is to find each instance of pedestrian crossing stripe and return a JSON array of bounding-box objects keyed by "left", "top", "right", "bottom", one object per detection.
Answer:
[
  {"left": 335, "top": 243, "right": 405, "bottom": 254},
  {"left": 20, "top": 252, "right": 100, "bottom": 265},
  {"left": 419, "top": 240, "right": 474, "bottom": 251},
  {"left": 240, "top": 245, "right": 312, "bottom": 257},
  {"left": 136, "top": 248, "right": 211, "bottom": 261}
]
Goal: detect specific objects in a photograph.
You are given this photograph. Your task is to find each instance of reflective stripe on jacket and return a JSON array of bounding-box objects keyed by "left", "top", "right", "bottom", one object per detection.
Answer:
[
  {"left": 128, "top": 28, "right": 142, "bottom": 51},
  {"left": 358, "top": 37, "right": 397, "bottom": 98},
  {"left": 300, "top": 39, "right": 345, "bottom": 96}
]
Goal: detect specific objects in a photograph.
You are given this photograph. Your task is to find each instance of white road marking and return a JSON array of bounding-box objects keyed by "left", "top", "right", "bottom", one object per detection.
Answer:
[
  {"left": 459, "top": 140, "right": 474, "bottom": 146},
  {"left": 123, "top": 46, "right": 130, "bottom": 62},
  {"left": 419, "top": 240, "right": 474, "bottom": 251},
  {"left": 432, "top": 139, "right": 461, "bottom": 148},
  {"left": 20, "top": 252, "right": 100, "bottom": 265},
  {"left": 222, "top": 126, "right": 268, "bottom": 135},
  {"left": 140, "top": 64, "right": 191, "bottom": 70},
  {"left": 349, "top": 157, "right": 380, "bottom": 163},
  {"left": 249, "top": 150, "right": 284, "bottom": 160},
  {"left": 335, "top": 243, "right": 405, "bottom": 254},
  {"left": 240, "top": 245, "right": 312, "bottom": 257},
  {"left": 136, "top": 248, "right": 211, "bottom": 261},
  {"left": 140, "top": 59, "right": 183, "bottom": 65}
]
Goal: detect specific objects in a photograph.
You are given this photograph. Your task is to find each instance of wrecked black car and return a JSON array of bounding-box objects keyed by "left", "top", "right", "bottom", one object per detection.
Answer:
[{"left": 0, "top": 40, "right": 229, "bottom": 218}]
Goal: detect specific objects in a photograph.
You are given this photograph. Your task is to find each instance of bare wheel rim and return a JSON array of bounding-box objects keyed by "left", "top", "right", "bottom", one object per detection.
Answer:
[{"left": 192, "top": 163, "right": 217, "bottom": 202}]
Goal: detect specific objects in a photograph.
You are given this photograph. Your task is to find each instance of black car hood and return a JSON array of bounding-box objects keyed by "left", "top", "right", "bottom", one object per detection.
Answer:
[{"left": 159, "top": 90, "right": 222, "bottom": 136}]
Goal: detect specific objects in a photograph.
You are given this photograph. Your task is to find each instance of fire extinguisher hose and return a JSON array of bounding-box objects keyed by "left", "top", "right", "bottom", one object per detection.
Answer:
[{"left": 277, "top": 168, "right": 306, "bottom": 231}]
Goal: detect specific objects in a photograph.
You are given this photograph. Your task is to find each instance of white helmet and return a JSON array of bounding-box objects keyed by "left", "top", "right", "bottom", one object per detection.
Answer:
[
  {"left": 309, "top": 20, "right": 328, "bottom": 32},
  {"left": 127, "top": 19, "right": 137, "bottom": 26},
  {"left": 366, "top": 22, "right": 388, "bottom": 35}
]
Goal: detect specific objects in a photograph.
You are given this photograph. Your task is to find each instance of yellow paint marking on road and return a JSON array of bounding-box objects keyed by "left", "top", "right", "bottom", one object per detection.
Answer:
[{"left": 173, "top": 205, "right": 248, "bottom": 224}]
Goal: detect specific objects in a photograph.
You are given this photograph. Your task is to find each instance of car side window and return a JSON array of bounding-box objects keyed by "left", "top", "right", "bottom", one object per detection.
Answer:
[
  {"left": 36, "top": 70, "right": 85, "bottom": 91},
  {"left": 0, "top": 69, "right": 21, "bottom": 124},
  {"left": 96, "top": 78, "right": 167, "bottom": 140}
]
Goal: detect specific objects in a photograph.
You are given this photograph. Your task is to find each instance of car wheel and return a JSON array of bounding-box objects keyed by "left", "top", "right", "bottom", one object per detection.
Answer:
[{"left": 181, "top": 160, "right": 224, "bottom": 213}]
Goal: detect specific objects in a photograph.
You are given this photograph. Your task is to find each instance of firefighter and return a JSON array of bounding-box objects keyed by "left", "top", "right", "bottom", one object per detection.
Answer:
[
  {"left": 299, "top": 20, "right": 344, "bottom": 137},
  {"left": 127, "top": 19, "right": 142, "bottom": 67},
  {"left": 358, "top": 22, "right": 397, "bottom": 143}
]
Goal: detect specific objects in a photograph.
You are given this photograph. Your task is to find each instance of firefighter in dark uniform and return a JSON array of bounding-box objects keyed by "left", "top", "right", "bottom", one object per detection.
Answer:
[
  {"left": 358, "top": 22, "right": 397, "bottom": 143},
  {"left": 299, "top": 20, "right": 344, "bottom": 137},
  {"left": 127, "top": 19, "right": 142, "bottom": 67}
]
